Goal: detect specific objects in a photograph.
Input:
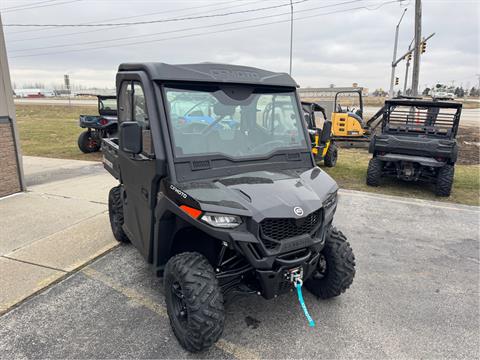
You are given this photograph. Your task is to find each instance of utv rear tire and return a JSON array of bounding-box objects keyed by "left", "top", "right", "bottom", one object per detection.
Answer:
[
  {"left": 164, "top": 252, "right": 224, "bottom": 352},
  {"left": 305, "top": 228, "right": 355, "bottom": 299},
  {"left": 324, "top": 143, "right": 338, "bottom": 167},
  {"left": 435, "top": 164, "right": 454, "bottom": 197},
  {"left": 108, "top": 186, "right": 129, "bottom": 243},
  {"left": 366, "top": 157, "right": 383, "bottom": 186},
  {"left": 78, "top": 131, "right": 100, "bottom": 153}
]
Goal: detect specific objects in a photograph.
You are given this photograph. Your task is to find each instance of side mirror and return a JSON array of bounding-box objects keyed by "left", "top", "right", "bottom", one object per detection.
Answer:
[
  {"left": 120, "top": 121, "right": 142, "bottom": 154},
  {"left": 320, "top": 121, "right": 332, "bottom": 143}
]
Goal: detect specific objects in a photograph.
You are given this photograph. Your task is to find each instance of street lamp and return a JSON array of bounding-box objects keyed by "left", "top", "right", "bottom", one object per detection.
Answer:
[
  {"left": 289, "top": 0, "right": 293, "bottom": 76},
  {"left": 389, "top": 8, "right": 407, "bottom": 98}
]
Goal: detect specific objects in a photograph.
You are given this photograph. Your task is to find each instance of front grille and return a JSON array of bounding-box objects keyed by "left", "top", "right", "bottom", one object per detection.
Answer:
[{"left": 260, "top": 209, "right": 322, "bottom": 242}]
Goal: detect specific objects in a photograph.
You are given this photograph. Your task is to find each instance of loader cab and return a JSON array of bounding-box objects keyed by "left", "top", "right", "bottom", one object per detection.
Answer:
[
  {"left": 331, "top": 89, "right": 365, "bottom": 138},
  {"left": 301, "top": 101, "right": 336, "bottom": 166}
]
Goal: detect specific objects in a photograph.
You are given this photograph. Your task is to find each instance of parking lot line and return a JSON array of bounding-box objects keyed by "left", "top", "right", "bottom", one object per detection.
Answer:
[
  {"left": 82, "top": 267, "right": 261, "bottom": 360},
  {"left": 215, "top": 339, "right": 261, "bottom": 360},
  {"left": 82, "top": 267, "right": 168, "bottom": 317}
]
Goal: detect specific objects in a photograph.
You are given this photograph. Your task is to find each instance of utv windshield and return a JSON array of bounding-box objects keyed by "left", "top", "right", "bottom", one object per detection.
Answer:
[
  {"left": 164, "top": 85, "right": 308, "bottom": 159},
  {"left": 99, "top": 98, "right": 117, "bottom": 112}
]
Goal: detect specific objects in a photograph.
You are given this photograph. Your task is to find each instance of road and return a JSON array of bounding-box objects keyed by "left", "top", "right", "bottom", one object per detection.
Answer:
[
  {"left": 14, "top": 98, "right": 480, "bottom": 128},
  {"left": 14, "top": 98, "right": 97, "bottom": 106},
  {"left": 0, "top": 184, "right": 478, "bottom": 359}
]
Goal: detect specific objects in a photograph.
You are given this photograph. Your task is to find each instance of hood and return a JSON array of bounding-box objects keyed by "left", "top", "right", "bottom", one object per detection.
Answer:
[{"left": 179, "top": 168, "right": 338, "bottom": 222}]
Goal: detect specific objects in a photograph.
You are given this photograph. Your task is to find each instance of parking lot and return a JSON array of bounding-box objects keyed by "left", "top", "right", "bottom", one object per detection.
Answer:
[{"left": 1, "top": 171, "right": 478, "bottom": 359}]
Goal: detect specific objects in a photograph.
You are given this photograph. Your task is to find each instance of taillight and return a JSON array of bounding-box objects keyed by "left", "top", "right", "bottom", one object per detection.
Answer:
[{"left": 99, "top": 118, "right": 109, "bottom": 125}]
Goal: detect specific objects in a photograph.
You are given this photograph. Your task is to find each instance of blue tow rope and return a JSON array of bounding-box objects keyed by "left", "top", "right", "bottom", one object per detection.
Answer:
[{"left": 295, "top": 281, "right": 315, "bottom": 327}]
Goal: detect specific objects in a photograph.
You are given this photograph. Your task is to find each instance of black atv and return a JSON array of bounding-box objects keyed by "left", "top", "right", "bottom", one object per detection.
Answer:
[
  {"left": 367, "top": 99, "right": 462, "bottom": 196},
  {"left": 78, "top": 95, "right": 117, "bottom": 153},
  {"left": 102, "top": 62, "right": 355, "bottom": 352}
]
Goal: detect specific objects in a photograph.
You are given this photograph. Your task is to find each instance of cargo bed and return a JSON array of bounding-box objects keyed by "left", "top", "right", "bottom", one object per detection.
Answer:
[{"left": 102, "top": 138, "right": 120, "bottom": 179}]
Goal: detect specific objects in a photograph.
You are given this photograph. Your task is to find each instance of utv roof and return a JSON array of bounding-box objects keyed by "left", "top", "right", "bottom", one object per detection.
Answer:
[{"left": 118, "top": 62, "right": 298, "bottom": 88}]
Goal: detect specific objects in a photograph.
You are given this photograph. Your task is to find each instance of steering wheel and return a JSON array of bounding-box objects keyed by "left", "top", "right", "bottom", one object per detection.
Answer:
[
  {"left": 200, "top": 115, "right": 226, "bottom": 136},
  {"left": 350, "top": 106, "right": 356, "bottom": 113},
  {"left": 249, "top": 140, "right": 284, "bottom": 153}
]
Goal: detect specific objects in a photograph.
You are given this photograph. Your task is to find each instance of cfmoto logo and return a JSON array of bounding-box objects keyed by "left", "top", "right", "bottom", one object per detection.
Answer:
[{"left": 293, "top": 206, "right": 304, "bottom": 216}]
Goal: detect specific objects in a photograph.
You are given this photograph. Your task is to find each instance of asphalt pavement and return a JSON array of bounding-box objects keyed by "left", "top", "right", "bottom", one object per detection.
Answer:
[{"left": 1, "top": 187, "right": 478, "bottom": 359}]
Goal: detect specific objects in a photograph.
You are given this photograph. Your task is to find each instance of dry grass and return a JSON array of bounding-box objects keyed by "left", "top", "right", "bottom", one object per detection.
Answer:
[
  {"left": 16, "top": 103, "right": 101, "bottom": 161},
  {"left": 321, "top": 149, "right": 480, "bottom": 206}
]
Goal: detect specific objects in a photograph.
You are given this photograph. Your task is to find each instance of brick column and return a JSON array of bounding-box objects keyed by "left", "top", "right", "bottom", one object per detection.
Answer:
[{"left": 0, "top": 118, "right": 21, "bottom": 196}]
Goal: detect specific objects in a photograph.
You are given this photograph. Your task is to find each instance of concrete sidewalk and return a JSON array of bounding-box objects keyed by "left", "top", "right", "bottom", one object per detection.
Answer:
[{"left": 0, "top": 156, "right": 118, "bottom": 314}]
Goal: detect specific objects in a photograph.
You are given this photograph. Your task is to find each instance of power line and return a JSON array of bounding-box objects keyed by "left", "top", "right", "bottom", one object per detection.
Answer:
[
  {"left": 9, "top": 0, "right": 360, "bottom": 53},
  {"left": 9, "top": 0, "right": 400, "bottom": 59},
  {"left": 6, "top": 0, "right": 263, "bottom": 40},
  {"left": 3, "top": 0, "right": 308, "bottom": 27},
  {"left": 1, "top": 0, "right": 59, "bottom": 11},
  {"left": 1, "top": 0, "right": 82, "bottom": 13},
  {"left": 5, "top": 0, "right": 259, "bottom": 36}
]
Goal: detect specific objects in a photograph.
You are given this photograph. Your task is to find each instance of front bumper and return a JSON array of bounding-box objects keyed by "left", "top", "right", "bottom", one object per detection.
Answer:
[
  {"left": 256, "top": 250, "right": 320, "bottom": 299},
  {"left": 158, "top": 195, "right": 335, "bottom": 299}
]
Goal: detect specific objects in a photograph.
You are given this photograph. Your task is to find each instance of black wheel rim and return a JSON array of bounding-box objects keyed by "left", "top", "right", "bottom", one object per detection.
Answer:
[
  {"left": 87, "top": 137, "right": 98, "bottom": 150},
  {"left": 170, "top": 281, "right": 188, "bottom": 326},
  {"left": 312, "top": 253, "right": 327, "bottom": 280}
]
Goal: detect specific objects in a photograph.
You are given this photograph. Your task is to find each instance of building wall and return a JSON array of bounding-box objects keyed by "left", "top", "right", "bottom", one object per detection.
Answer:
[
  {"left": 0, "top": 119, "right": 21, "bottom": 197},
  {"left": 0, "top": 14, "right": 24, "bottom": 197}
]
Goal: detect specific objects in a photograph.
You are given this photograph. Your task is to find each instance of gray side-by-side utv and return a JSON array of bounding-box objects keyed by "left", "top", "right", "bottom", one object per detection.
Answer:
[
  {"left": 78, "top": 95, "right": 117, "bottom": 153},
  {"left": 367, "top": 99, "right": 462, "bottom": 196},
  {"left": 102, "top": 62, "right": 355, "bottom": 352}
]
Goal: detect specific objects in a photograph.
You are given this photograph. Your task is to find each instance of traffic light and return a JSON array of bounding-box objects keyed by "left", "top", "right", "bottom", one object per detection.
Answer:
[
  {"left": 407, "top": 53, "right": 412, "bottom": 61},
  {"left": 395, "top": 77, "right": 399, "bottom": 85},
  {"left": 421, "top": 41, "right": 427, "bottom": 54}
]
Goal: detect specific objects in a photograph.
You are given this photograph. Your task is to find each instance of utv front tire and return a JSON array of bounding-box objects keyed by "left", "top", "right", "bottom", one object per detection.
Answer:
[
  {"left": 108, "top": 186, "right": 129, "bottom": 243},
  {"left": 164, "top": 252, "right": 224, "bottom": 352},
  {"left": 78, "top": 131, "right": 100, "bottom": 153},
  {"left": 366, "top": 157, "right": 383, "bottom": 186},
  {"left": 435, "top": 164, "right": 454, "bottom": 197},
  {"left": 324, "top": 143, "right": 338, "bottom": 167},
  {"left": 305, "top": 228, "right": 355, "bottom": 299}
]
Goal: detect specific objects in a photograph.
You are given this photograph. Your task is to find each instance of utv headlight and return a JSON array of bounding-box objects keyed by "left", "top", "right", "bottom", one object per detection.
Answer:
[
  {"left": 200, "top": 213, "right": 242, "bottom": 228},
  {"left": 323, "top": 191, "right": 338, "bottom": 209}
]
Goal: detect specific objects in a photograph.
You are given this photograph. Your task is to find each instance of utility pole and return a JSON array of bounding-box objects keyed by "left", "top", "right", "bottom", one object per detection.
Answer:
[
  {"left": 403, "top": 58, "right": 410, "bottom": 94},
  {"left": 411, "top": 0, "right": 422, "bottom": 96},
  {"left": 403, "top": 38, "right": 414, "bottom": 94},
  {"left": 389, "top": 8, "right": 407, "bottom": 98},
  {"left": 64, "top": 74, "right": 71, "bottom": 107},
  {"left": 289, "top": 0, "right": 293, "bottom": 75}
]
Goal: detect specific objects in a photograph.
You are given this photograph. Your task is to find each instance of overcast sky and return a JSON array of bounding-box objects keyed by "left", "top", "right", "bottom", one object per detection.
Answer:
[{"left": 2, "top": 0, "right": 479, "bottom": 91}]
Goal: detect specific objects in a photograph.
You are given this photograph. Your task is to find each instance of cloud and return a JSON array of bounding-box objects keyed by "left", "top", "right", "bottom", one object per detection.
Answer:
[{"left": 4, "top": 0, "right": 479, "bottom": 90}]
